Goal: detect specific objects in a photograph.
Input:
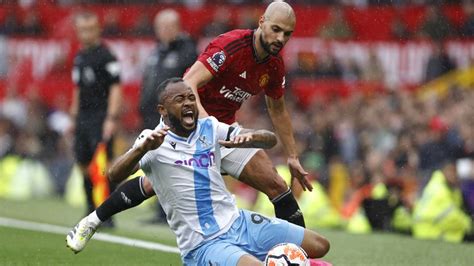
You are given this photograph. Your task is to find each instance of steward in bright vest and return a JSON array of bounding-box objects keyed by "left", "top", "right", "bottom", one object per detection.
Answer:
[{"left": 413, "top": 160, "right": 472, "bottom": 242}]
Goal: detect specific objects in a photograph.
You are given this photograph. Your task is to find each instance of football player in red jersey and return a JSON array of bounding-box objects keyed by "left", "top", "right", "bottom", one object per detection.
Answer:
[
  {"left": 182, "top": 0, "right": 312, "bottom": 222},
  {"left": 66, "top": 2, "right": 330, "bottom": 257}
]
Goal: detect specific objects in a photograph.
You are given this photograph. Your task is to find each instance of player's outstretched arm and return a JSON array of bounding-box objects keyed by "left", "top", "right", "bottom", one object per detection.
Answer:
[
  {"left": 108, "top": 127, "right": 168, "bottom": 182},
  {"left": 218, "top": 129, "right": 277, "bottom": 149},
  {"left": 265, "top": 95, "right": 313, "bottom": 191},
  {"left": 183, "top": 61, "right": 213, "bottom": 118}
]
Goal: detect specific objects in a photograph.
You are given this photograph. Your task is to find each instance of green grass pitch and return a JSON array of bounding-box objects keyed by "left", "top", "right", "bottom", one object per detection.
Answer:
[{"left": 0, "top": 198, "right": 472, "bottom": 265}]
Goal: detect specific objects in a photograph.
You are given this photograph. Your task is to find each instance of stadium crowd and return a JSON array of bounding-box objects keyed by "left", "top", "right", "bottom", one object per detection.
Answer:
[
  {"left": 0, "top": 1, "right": 473, "bottom": 242},
  {"left": 1, "top": 2, "right": 474, "bottom": 39}
]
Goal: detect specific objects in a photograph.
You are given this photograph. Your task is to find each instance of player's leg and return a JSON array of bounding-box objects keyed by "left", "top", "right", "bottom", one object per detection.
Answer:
[
  {"left": 192, "top": 247, "right": 262, "bottom": 266},
  {"left": 237, "top": 209, "right": 330, "bottom": 261},
  {"left": 237, "top": 255, "right": 263, "bottom": 266},
  {"left": 222, "top": 148, "right": 305, "bottom": 227},
  {"left": 300, "top": 229, "right": 331, "bottom": 259},
  {"left": 73, "top": 127, "right": 96, "bottom": 214},
  {"left": 183, "top": 221, "right": 263, "bottom": 266},
  {"left": 104, "top": 136, "right": 117, "bottom": 202},
  {"left": 66, "top": 176, "right": 155, "bottom": 253}
]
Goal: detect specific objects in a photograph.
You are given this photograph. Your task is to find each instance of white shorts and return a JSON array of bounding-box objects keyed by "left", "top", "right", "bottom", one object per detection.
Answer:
[{"left": 220, "top": 147, "right": 260, "bottom": 179}]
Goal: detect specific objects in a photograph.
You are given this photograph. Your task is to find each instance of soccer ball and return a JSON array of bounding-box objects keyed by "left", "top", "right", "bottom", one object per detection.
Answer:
[{"left": 264, "top": 243, "right": 310, "bottom": 266}]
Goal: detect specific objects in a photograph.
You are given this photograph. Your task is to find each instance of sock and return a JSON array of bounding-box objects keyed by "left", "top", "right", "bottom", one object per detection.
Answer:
[
  {"left": 272, "top": 189, "right": 306, "bottom": 228},
  {"left": 95, "top": 176, "right": 152, "bottom": 222},
  {"left": 83, "top": 174, "right": 95, "bottom": 213},
  {"left": 87, "top": 211, "right": 102, "bottom": 227}
]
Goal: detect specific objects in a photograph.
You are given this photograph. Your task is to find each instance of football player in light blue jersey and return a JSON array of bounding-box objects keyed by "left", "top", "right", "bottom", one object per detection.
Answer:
[{"left": 69, "top": 78, "right": 329, "bottom": 265}]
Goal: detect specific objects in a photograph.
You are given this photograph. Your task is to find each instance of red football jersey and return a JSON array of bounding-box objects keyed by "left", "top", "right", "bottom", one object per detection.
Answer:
[{"left": 197, "top": 29, "right": 286, "bottom": 124}]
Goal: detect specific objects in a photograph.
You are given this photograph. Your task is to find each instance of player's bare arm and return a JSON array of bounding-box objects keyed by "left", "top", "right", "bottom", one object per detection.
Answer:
[
  {"left": 182, "top": 61, "right": 213, "bottom": 118},
  {"left": 265, "top": 95, "right": 313, "bottom": 191},
  {"left": 108, "top": 127, "right": 169, "bottom": 182},
  {"left": 219, "top": 128, "right": 277, "bottom": 149},
  {"left": 103, "top": 83, "right": 122, "bottom": 141}
]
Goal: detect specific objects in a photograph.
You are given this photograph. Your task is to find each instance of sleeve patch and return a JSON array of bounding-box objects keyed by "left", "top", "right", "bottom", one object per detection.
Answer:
[
  {"left": 105, "top": 61, "right": 121, "bottom": 77},
  {"left": 206, "top": 51, "right": 226, "bottom": 72}
]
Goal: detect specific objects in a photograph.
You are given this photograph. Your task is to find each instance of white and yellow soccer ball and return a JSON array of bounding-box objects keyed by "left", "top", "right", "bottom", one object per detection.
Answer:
[{"left": 264, "top": 243, "right": 310, "bottom": 266}]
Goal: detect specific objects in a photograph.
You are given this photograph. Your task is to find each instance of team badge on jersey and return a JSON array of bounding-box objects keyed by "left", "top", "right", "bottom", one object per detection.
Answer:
[
  {"left": 259, "top": 73, "right": 269, "bottom": 87},
  {"left": 207, "top": 51, "right": 226, "bottom": 72},
  {"left": 198, "top": 135, "right": 211, "bottom": 148},
  {"left": 169, "top": 141, "right": 177, "bottom": 149}
]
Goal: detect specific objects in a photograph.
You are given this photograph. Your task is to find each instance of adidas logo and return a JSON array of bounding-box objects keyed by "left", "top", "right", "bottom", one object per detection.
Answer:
[
  {"left": 121, "top": 192, "right": 132, "bottom": 205},
  {"left": 239, "top": 71, "right": 246, "bottom": 79}
]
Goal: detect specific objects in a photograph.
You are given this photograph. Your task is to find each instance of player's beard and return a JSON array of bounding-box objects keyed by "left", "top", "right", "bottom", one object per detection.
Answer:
[
  {"left": 168, "top": 112, "right": 197, "bottom": 136},
  {"left": 259, "top": 34, "right": 282, "bottom": 56}
]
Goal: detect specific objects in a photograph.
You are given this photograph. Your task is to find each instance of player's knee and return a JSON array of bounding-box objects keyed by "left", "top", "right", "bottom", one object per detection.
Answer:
[
  {"left": 314, "top": 234, "right": 330, "bottom": 258},
  {"left": 303, "top": 230, "right": 330, "bottom": 258}
]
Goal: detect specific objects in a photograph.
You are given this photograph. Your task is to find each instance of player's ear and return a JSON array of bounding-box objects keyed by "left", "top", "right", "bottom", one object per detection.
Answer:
[
  {"left": 258, "top": 15, "right": 265, "bottom": 28},
  {"left": 157, "top": 104, "right": 167, "bottom": 117}
]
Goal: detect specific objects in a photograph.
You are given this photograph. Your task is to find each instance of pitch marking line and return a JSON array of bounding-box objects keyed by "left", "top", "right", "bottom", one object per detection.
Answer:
[{"left": 0, "top": 216, "right": 180, "bottom": 254}]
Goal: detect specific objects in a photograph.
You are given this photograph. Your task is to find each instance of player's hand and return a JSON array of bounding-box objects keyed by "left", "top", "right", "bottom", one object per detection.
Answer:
[
  {"left": 139, "top": 126, "right": 169, "bottom": 152},
  {"left": 288, "top": 157, "right": 313, "bottom": 192},
  {"left": 218, "top": 133, "right": 253, "bottom": 148},
  {"left": 102, "top": 118, "right": 117, "bottom": 141}
]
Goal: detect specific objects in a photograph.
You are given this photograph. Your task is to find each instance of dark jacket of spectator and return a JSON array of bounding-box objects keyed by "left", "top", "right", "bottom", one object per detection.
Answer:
[
  {"left": 425, "top": 45, "right": 456, "bottom": 82},
  {"left": 139, "top": 34, "right": 197, "bottom": 128}
]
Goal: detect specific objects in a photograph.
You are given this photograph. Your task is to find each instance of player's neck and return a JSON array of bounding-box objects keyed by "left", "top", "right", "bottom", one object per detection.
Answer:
[
  {"left": 253, "top": 30, "right": 270, "bottom": 61},
  {"left": 165, "top": 121, "right": 193, "bottom": 138}
]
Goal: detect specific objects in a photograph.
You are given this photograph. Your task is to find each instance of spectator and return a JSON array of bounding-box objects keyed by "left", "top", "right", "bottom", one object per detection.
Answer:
[
  {"left": 413, "top": 159, "right": 472, "bottom": 243},
  {"left": 418, "top": 5, "right": 455, "bottom": 41},
  {"left": 318, "top": 5, "right": 354, "bottom": 40},
  {"left": 315, "top": 54, "right": 343, "bottom": 79},
  {"left": 0, "top": 13, "right": 21, "bottom": 36},
  {"left": 424, "top": 43, "right": 456, "bottom": 82},
  {"left": 139, "top": 8, "right": 197, "bottom": 129},
  {"left": 418, "top": 116, "right": 464, "bottom": 182}
]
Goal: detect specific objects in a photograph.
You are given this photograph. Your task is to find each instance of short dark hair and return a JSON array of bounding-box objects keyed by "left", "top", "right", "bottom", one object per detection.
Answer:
[{"left": 157, "top": 77, "right": 184, "bottom": 104}]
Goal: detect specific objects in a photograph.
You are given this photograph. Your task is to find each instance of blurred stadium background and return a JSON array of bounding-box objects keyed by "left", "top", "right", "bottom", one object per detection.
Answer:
[{"left": 1, "top": 0, "right": 474, "bottom": 265}]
